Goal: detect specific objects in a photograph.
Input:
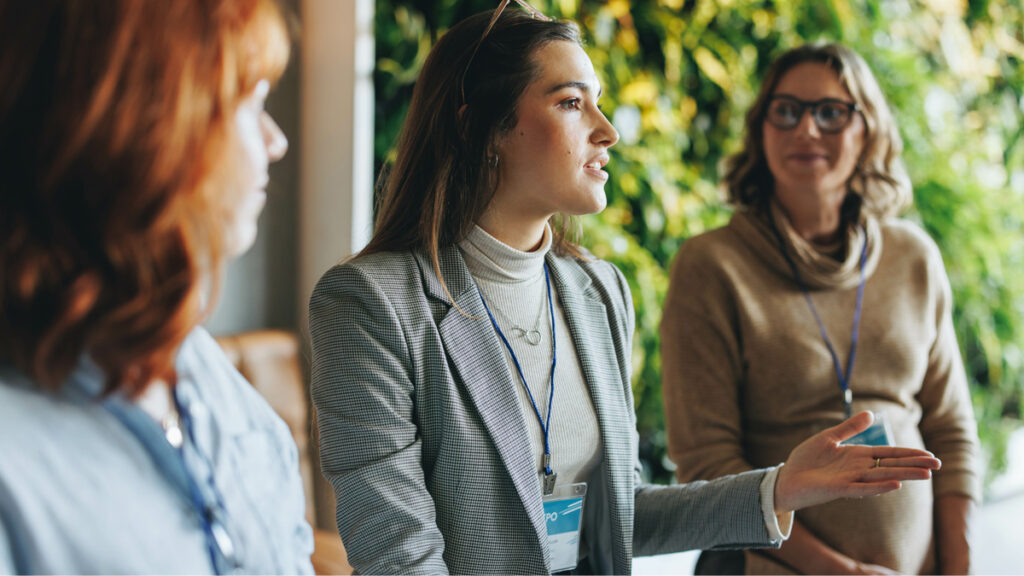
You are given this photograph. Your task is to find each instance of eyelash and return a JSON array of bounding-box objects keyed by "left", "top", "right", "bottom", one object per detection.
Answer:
[{"left": 559, "top": 97, "right": 582, "bottom": 111}]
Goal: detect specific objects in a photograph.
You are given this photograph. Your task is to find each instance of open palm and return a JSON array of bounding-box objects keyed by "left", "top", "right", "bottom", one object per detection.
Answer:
[{"left": 774, "top": 411, "right": 941, "bottom": 513}]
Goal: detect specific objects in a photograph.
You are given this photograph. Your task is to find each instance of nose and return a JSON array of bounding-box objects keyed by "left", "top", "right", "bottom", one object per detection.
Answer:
[
  {"left": 793, "top": 107, "right": 820, "bottom": 139},
  {"left": 261, "top": 112, "right": 288, "bottom": 162},
  {"left": 591, "top": 106, "right": 619, "bottom": 148}
]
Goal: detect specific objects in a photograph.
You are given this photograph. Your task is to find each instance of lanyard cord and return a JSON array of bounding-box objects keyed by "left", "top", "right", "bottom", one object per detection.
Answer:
[
  {"left": 101, "top": 389, "right": 232, "bottom": 575},
  {"left": 767, "top": 213, "right": 868, "bottom": 418},
  {"left": 477, "top": 263, "right": 558, "bottom": 476}
]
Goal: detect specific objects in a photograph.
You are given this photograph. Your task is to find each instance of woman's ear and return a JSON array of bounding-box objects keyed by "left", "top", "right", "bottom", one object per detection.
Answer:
[{"left": 489, "top": 134, "right": 511, "bottom": 167}]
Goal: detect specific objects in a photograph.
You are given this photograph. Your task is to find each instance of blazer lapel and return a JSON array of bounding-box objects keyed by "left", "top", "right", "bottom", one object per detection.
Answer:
[
  {"left": 414, "top": 248, "right": 550, "bottom": 561},
  {"left": 547, "top": 255, "right": 635, "bottom": 573}
]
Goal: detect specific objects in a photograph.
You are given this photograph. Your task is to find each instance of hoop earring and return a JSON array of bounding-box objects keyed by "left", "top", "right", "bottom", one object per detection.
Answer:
[{"left": 488, "top": 155, "right": 499, "bottom": 169}]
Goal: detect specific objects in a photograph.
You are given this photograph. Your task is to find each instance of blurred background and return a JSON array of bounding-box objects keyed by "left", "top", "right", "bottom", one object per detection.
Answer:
[
  {"left": 208, "top": 0, "right": 1023, "bottom": 570},
  {"left": 375, "top": 0, "right": 1024, "bottom": 495}
]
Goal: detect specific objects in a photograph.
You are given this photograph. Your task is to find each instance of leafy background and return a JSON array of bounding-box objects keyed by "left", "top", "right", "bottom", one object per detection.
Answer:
[{"left": 374, "top": 0, "right": 1024, "bottom": 488}]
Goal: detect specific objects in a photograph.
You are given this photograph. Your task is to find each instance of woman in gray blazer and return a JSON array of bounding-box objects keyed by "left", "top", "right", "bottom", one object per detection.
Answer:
[{"left": 310, "top": 5, "right": 941, "bottom": 575}]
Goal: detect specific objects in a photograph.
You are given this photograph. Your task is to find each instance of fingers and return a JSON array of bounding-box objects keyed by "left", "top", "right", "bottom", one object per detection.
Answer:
[
  {"left": 859, "top": 466, "right": 933, "bottom": 482},
  {"left": 838, "top": 445, "right": 942, "bottom": 470},
  {"left": 842, "top": 480, "right": 903, "bottom": 499},
  {"left": 874, "top": 456, "right": 941, "bottom": 470},
  {"left": 869, "top": 446, "right": 940, "bottom": 462},
  {"left": 822, "top": 411, "right": 874, "bottom": 443}
]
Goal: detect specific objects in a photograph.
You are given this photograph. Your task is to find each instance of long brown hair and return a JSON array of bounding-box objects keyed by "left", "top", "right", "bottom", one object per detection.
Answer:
[
  {"left": 0, "top": 0, "right": 290, "bottom": 394},
  {"left": 361, "top": 10, "right": 583, "bottom": 301},
  {"left": 723, "top": 43, "right": 911, "bottom": 222}
]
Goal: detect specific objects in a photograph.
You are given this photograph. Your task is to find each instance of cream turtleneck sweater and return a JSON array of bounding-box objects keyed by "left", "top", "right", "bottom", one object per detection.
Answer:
[
  {"left": 459, "top": 224, "right": 603, "bottom": 492},
  {"left": 463, "top": 222, "right": 791, "bottom": 553}
]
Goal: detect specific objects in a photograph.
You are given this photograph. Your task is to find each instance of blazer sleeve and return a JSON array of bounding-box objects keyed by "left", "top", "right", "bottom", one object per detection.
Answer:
[
  {"left": 634, "top": 470, "right": 778, "bottom": 555},
  {"left": 309, "top": 263, "right": 449, "bottom": 575},
  {"left": 604, "top": 264, "right": 778, "bottom": 556},
  {"left": 915, "top": 243, "right": 981, "bottom": 501}
]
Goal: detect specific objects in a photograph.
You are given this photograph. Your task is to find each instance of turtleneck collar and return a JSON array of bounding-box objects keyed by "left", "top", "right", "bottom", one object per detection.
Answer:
[
  {"left": 460, "top": 222, "right": 552, "bottom": 284},
  {"left": 730, "top": 199, "right": 883, "bottom": 290}
]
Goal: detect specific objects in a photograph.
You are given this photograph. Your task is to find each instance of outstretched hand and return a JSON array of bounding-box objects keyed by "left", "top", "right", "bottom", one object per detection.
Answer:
[{"left": 774, "top": 411, "right": 941, "bottom": 514}]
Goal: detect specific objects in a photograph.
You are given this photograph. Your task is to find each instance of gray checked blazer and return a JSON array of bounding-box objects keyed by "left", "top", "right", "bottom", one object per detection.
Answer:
[{"left": 310, "top": 246, "right": 780, "bottom": 575}]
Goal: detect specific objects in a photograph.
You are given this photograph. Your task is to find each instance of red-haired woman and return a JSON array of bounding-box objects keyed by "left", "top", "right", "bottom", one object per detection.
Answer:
[{"left": 0, "top": 1, "right": 312, "bottom": 573}]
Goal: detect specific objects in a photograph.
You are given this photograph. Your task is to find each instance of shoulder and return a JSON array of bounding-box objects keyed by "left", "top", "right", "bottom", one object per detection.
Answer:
[
  {"left": 0, "top": 364, "right": 36, "bottom": 404},
  {"left": 673, "top": 224, "right": 748, "bottom": 274},
  {"left": 556, "top": 251, "right": 630, "bottom": 310},
  {"left": 880, "top": 218, "right": 943, "bottom": 264},
  {"left": 575, "top": 254, "right": 626, "bottom": 292},
  {"left": 877, "top": 218, "right": 953, "bottom": 307},
  {"left": 309, "top": 250, "right": 430, "bottom": 335},
  {"left": 0, "top": 361, "right": 106, "bottom": 441},
  {"left": 664, "top": 224, "right": 751, "bottom": 305},
  {"left": 0, "top": 366, "right": 58, "bottom": 440},
  {"left": 312, "top": 250, "right": 420, "bottom": 300}
]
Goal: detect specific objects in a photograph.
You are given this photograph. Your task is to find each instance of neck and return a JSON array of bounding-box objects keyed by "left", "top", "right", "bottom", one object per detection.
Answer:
[
  {"left": 135, "top": 378, "right": 175, "bottom": 421},
  {"left": 476, "top": 205, "right": 549, "bottom": 253},
  {"left": 773, "top": 189, "right": 845, "bottom": 245}
]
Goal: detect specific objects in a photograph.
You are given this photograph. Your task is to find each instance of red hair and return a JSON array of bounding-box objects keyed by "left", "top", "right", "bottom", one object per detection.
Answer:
[{"left": 0, "top": 0, "right": 290, "bottom": 394}]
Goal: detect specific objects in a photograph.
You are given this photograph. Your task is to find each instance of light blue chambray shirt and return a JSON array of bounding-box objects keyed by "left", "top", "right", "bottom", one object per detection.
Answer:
[{"left": 0, "top": 327, "right": 314, "bottom": 575}]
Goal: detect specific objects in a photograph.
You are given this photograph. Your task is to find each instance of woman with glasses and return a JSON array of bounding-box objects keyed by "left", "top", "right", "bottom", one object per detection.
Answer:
[
  {"left": 311, "top": 12, "right": 941, "bottom": 575},
  {"left": 662, "top": 43, "right": 979, "bottom": 575},
  {"left": 0, "top": 1, "right": 312, "bottom": 573}
]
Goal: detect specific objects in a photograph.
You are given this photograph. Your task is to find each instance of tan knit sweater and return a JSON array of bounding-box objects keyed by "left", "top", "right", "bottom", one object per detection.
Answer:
[{"left": 661, "top": 204, "right": 980, "bottom": 574}]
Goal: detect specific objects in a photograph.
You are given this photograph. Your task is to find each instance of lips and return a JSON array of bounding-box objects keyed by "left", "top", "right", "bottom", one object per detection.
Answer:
[
  {"left": 583, "top": 154, "right": 610, "bottom": 181},
  {"left": 584, "top": 154, "right": 610, "bottom": 170},
  {"left": 788, "top": 150, "right": 828, "bottom": 161}
]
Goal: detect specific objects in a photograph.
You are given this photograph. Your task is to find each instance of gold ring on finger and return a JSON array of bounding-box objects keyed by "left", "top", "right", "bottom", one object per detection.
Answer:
[{"left": 874, "top": 457, "right": 881, "bottom": 469}]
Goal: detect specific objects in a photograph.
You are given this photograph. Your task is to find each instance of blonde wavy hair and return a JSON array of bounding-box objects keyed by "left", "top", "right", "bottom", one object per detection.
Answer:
[{"left": 723, "top": 43, "right": 911, "bottom": 222}]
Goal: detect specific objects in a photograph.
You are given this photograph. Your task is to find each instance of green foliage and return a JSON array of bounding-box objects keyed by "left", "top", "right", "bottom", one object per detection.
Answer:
[{"left": 375, "top": 0, "right": 1024, "bottom": 487}]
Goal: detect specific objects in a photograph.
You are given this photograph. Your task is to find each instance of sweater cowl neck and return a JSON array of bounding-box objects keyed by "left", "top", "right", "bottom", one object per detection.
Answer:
[{"left": 730, "top": 199, "right": 883, "bottom": 291}]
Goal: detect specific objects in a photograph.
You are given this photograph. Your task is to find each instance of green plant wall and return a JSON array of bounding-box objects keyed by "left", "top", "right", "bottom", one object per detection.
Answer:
[{"left": 374, "top": 0, "right": 1024, "bottom": 487}]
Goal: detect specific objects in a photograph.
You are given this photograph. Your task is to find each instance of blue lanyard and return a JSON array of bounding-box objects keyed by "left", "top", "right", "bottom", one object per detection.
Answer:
[
  {"left": 102, "top": 388, "right": 236, "bottom": 574},
  {"left": 768, "top": 213, "right": 868, "bottom": 418},
  {"left": 477, "top": 263, "right": 559, "bottom": 494}
]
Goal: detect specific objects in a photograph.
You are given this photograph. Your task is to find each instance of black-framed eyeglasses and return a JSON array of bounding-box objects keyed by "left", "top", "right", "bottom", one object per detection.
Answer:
[
  {"left": 765, "top": 95, "right": 860, "bottom": 134},
  {"left": 459, "top": 0, "right": 552, "bottom": 106}
]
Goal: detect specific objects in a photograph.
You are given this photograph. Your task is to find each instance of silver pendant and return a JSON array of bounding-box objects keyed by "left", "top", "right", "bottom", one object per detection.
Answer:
[{"left": 513, "top": 327, "right": 543, "bottom": 346}]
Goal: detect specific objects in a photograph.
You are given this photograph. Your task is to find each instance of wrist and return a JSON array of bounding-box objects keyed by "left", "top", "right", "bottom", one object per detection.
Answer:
[{"left": 773, "top": 461, "right": 792, "bottom": 514}]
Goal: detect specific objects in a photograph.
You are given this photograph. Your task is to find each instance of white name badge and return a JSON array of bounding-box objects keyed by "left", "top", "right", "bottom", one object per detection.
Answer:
[
  {"left": 543, "top": 482, "right": 587, "bottom": 573},
  {"left": 842, "top": 412, "right": 893, "bottom": 446}
]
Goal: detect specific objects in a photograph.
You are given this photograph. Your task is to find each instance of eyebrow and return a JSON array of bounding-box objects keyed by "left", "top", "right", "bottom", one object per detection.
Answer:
[
  {"left": 545, "top": 80, "right": 603, "bottom": 99},
  {"left": 772, "top": 93, "right": 851, "bottom": 102}
]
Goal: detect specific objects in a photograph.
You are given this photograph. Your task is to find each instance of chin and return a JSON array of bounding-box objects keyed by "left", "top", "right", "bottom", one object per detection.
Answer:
[
  {"left": 573, "top": 186, "right": 608, "bottom": 216},
  {"left": 225, "top": 224, "right": 259, "bottom": 257}
]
